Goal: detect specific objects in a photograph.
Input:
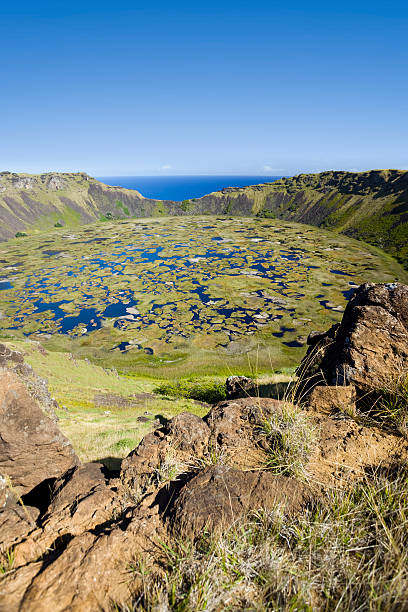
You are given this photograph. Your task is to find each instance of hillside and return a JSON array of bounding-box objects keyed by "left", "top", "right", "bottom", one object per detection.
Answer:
[
  {"left": 190, "top": 169, "right": 408, "bottom": 267},
  {"left": 0, "top": 171, "right": 183, "bottom": 241},
  {"left": 1, "top": 169, "right": 408, "bottom": 268}
]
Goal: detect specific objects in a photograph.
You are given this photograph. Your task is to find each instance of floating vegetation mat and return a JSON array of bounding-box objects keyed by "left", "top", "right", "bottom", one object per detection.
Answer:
[{"left": 0, "top": 216, "right": 406, "bottom": 374}]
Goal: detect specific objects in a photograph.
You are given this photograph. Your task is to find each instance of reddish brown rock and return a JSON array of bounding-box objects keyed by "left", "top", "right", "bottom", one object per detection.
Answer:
[
  {"left": 0, "top": 370, "right": 78, "bottom": 497},
  {"left": 170, "top": 464, "right": 311, "bottom": 535},
  {"left": 12, "top": 462, "right": 120, "bottom": 567},
  {"left": 0, "top": 504, "right": 39, "bottom": 555},
  {"left": 121, "top": 412, "right": 210, "bottom": 488},
  {"left": 121, "top": 399, "right": 295, "bottom": 491},
  {"left": 225, "top": 375, "right": 256, "bottom": 399},
  {"left": 0, "top": 343, "right": 58, "bottom": 422},
  {"left": 1, "top": 503, "right": 166, "bottom": 612},
  {"left": 205, "top": 397, "right": 293, "bottom": 469},
  {"left": 306, "top": 408, "right": 408, "bottom": 487},
  {"left": 299, "top": 283, "right": 408, "bottom": 397}
]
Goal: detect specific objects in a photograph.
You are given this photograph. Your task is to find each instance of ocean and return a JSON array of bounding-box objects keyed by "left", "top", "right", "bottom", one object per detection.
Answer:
[{"left": 96, "top": 175, "right": 281, "bottom": 202}]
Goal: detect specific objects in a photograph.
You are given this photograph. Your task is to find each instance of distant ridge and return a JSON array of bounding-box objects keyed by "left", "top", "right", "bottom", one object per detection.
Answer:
[
  {"left": 189, "top": 169, "right": 408, "bottom": 268},
  {"left": 0, "top": 169, "right": 407, "bottom": 268},
  {"left": 0, "top": 171, "right": 181, "bottom": 241}
]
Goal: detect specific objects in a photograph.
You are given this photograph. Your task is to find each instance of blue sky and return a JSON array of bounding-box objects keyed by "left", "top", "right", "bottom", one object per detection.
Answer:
[{"left": 1, "top": 1, "right": 407, "bottom": 176}]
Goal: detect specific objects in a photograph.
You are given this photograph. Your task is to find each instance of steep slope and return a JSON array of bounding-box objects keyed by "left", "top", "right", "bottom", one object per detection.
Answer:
[
  {"left": 0, "top": 171, "right": 183, "bottom": 241},
  {"left": 190, "top": 169, "right": 408, "bottom": 267},
  {"left": 2, "top": 169, "right": 408, "bottom": 268}
]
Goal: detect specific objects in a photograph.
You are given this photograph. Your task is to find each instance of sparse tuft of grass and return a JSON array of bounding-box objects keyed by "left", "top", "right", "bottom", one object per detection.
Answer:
[
  {"left": 191, "top": 442, "right": 225, "bottom": 470},
  {"left": 0, "top": 548, "right": 15, "bottom": 575},
  {"left": 261, "top": 404, "right": 315, "bottom": 478},
  {"left": 371, "top": 372, "right": 408, "bottom": 436},
  {"left": 154, "top": 449, "right": 187, "bottom": 486}
]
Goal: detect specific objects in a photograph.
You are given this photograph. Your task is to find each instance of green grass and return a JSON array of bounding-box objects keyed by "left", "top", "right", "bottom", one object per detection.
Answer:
[
  {"left": 6, "top": 340, "right": 209, "bottom": 467},
  {"left": 180, "top": 200, "right": 194, "bottom": 212},
  {"left": 261, "top": 403, "right": 315, "bottom": 477},
  {"left": 116, "top": 200, "right": 130, "bottom": 216},
  {"left": 30, "top": 206, "right": 83, "bottom": 231},
  {"left": 154, "top": 378, "right": 227, "bottom": 404},
  {"left": 0, "top": 549, "right": 15, "bottom": 575}
]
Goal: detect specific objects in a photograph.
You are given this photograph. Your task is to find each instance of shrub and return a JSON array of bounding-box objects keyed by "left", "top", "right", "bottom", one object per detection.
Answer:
[
  {"left": 180, "top": 200, "right": 192, "bottom": 212},
  {"left": 54, "top": 221, "right": 63, "bottom": 228},
  {"left": 154, "top": 379, "right": 226, "bottom": 404},
  {"left": 100, "top": 212, "right": 114, "bottom": 222},
  {"left": 257, "top": 209, "right": 276, "bottom": 219},
  {"left": 15, "top": 231, "right": 27, "bottom": 238}
]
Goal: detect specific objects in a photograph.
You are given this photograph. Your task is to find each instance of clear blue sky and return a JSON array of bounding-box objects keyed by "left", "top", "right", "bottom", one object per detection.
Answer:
[{"left": 1, "top": 1, "right": 407, "bottom": 176}]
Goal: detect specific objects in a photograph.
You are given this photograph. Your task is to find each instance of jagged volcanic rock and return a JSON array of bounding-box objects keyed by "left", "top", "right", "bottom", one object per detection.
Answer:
[{"left": 299, "top": 282, "right": 408, "bottom": 396}]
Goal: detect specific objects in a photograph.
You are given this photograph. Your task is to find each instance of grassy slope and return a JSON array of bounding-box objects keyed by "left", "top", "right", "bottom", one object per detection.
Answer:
[
  {"left": 7, "top": 340, "right": 211, "bottom": 467},
  {"left": 7, "top": 339, "right": 288, "bottom": 468},
  {"left": 0, "top": 171, "right": 184, "bottom": 240},
  {"left": 189, "top": 169, "right": 408, "bottom": 268},
  {"left": 140, "top": 467, "right": 408, "bottom": 610}
]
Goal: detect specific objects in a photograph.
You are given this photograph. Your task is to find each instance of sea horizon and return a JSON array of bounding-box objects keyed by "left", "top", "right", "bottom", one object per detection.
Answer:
[{"left": 97, "top": 175, "right": 281, "bottom": 201}]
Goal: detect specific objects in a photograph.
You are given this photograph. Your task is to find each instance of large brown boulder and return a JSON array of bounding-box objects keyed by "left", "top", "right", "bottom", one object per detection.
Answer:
[
  {"left": 205, "top": 397, "right": 294, "bottom": 469},
  {"left": 121, "top": 412, "right": 210, "bottom": 489},
  {"left": 121, "top": 398, "right": 294, "bottom": 490},
  {"left": 170, "top": 464, "right": 311, "bottom": 535},
  {"left": 299, "top": 282, "right": 408, "bottom": 397},
  {"left": 0, "top": 370, "right": 78, "bottom": 498},
  {"left": 0, "top": 504, "right": 165, "bottom": 612}
]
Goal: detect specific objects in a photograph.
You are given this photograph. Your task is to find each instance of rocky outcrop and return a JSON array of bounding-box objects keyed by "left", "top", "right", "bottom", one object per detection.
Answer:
[
  {"left": 0, "top": 343, "right": 58, "bottom": 421},
  {"left": 2, "top": 390, "right": 407, "bottom": 610},
  {"left": 11, "top": 463, "right": 120, "bottom": 568},
  {"left": 0, "top": 370, "right": 78, "bottom": 498},
  {"left": 0, "top": 505, "right": 39, "bottom": 555},
  {"left": 121, "top": 398, "right": 295, "bottom": 487},
  {"left": 2, "top": 282, "right": 408, "bottom": 610},
  {"left": 299, "top": 282, "right": 408, "bottom": 399}
]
